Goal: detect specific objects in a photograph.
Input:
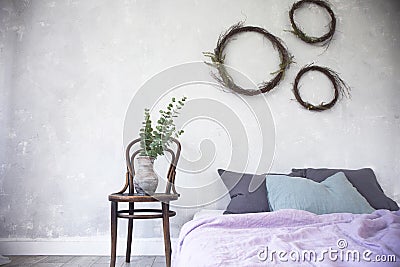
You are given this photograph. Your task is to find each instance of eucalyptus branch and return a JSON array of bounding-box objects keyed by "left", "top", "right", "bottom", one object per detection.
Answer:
[{"left": 139, "top": 97, "right": 187, "bottom": 158}]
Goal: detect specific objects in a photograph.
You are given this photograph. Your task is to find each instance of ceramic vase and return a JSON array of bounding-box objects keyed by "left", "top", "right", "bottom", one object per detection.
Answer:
[{"left": 134, "top": 156, "right": 158, "bottom": 195}]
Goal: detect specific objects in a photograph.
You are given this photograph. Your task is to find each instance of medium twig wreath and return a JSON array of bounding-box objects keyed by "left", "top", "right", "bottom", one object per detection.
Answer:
[
  {"left": 289, "top": 0, "right": 336, "bottom": 45},
  {"left": 293, "top": 64, "right": 350, "bottom": 111},
  {"left": 204, "top": 22, "right": 293, "bottom": 96}
]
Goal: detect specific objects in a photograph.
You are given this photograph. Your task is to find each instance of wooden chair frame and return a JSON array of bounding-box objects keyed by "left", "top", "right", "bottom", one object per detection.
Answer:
[{"left": 108, "top": 138, "right": 181, "bottom": 267}]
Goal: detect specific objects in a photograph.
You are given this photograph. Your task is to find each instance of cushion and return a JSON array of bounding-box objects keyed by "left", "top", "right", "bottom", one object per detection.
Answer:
[
  {"left": 291, "top": 168, "right": 399, "bottom": 211},
  {"left": 266, "top": 172, "right": 375, "bottom": 215},
  {"left": 218, "top": 169, "right": 270, "bottom": 214}
]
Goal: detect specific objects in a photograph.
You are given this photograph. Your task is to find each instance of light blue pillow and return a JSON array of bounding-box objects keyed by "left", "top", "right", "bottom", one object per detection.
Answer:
[{"left": 266, "top": 172, "right": 375, "bottom": 215}]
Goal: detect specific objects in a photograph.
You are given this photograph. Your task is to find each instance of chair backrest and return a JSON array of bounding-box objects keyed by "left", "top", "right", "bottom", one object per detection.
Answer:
[{"left": 117, "top": 138, "right": 181, "bottom": 195}]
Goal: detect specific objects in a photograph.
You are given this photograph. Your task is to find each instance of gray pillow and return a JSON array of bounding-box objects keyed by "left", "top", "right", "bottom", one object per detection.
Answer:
[
  {"left": 291, "top": 168, "right": 399, "bottom": 211},
  {"left": 218, "top": 169, "right": 270, "bottom": 214}
]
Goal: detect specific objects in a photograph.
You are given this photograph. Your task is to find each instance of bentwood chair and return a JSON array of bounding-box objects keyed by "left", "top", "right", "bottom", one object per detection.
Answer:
[{"left": 108, "top": 138, "right": 181, "bottom": 267}]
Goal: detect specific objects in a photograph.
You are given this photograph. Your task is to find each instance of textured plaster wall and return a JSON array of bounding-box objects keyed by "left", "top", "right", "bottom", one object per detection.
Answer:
[{"left": 0, "top": 0, "right": 399, "bottom": 243}]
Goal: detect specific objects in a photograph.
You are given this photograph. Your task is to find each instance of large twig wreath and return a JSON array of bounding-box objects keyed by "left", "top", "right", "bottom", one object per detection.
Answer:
[
  {"left": 293, "top": 64, "right": 350, "bottom": 111},
  {"left": 204, "top": 22, "right": 293, "bottom": 96},
  {"left": 289, "top": 0, "right": 336, "bottom": 46}
]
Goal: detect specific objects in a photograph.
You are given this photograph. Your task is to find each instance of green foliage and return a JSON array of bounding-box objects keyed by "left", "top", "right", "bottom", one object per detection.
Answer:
[{"left": 139, "top": 96, "right": 187, "bottom": 158}]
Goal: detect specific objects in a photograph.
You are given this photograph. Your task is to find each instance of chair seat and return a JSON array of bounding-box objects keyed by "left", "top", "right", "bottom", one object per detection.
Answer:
[
  {"left": 117, "top": 208, "right": 177, "bottom": 219},
  {"left": 108, "top": 193, "right": 179, "bottom": 202}
]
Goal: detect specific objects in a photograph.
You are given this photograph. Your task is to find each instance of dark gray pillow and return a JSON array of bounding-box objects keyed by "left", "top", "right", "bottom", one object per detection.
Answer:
[
  {"left": 291, "top": 168, "right": 399, "bottom": 211},
  {"left": 218, "top": 169, "right": 269, "bottom": 214}
]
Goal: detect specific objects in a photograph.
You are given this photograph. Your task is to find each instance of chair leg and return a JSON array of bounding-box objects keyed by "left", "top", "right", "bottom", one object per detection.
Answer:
[
  {"left": 126, "top": 202, "right": 134, "bottom": 262},
  {"left": 110, "top": 201, "right": 118, "bottom": 267},
  {"left": 162, "top": 202, "right": 172, "bottom": 267}
]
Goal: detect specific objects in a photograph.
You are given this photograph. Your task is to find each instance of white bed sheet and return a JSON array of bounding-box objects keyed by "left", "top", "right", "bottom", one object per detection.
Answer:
[{"left": 192, "top": 209, "right": 224, "bottom": 220}]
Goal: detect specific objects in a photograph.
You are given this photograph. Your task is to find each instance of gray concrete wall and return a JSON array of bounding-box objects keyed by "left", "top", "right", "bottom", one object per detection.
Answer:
[{"left": 0, "top": 0, "right": 399, "bottom": 247}]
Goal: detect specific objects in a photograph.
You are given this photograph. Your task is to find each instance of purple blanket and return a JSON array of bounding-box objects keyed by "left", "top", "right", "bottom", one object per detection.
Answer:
[{"left": 173, "top": 209, "right": 400, "bottom": 266}]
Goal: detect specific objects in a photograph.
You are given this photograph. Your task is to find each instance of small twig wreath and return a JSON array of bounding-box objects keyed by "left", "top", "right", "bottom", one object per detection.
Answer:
[
  {"left": 289, "top": 0, "right": 336, "bottom": 46},
  {"left": 203, "top": 22, "right": 293, "bottom": 96},
  {"left": 293, "top": 64, "right": 350, "bottom": 111}
]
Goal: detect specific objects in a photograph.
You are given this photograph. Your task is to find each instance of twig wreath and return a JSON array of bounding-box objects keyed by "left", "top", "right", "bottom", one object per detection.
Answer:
[
  {"left": 289, "top": 0, "right": 336, "bottom": 46},
  {"left": 204, "top": 22, "right": 293, "bottom": 96},
  {"left": 293, "top": 64, "right": 350, "bottom": 111}
]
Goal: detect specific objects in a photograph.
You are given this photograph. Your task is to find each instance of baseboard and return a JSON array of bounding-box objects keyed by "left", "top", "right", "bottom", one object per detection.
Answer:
[{"left": 0, "top": 237, "right": 177, "bottom": 256}]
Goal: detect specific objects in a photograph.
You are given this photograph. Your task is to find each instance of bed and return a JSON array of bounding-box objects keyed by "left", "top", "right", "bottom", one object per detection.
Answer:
[
  {"left": 173, "top": 209, "right": 399, "bottom": 266},
  {"left": 172, "top": 168, "right": 400, "bottom": 266}
]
